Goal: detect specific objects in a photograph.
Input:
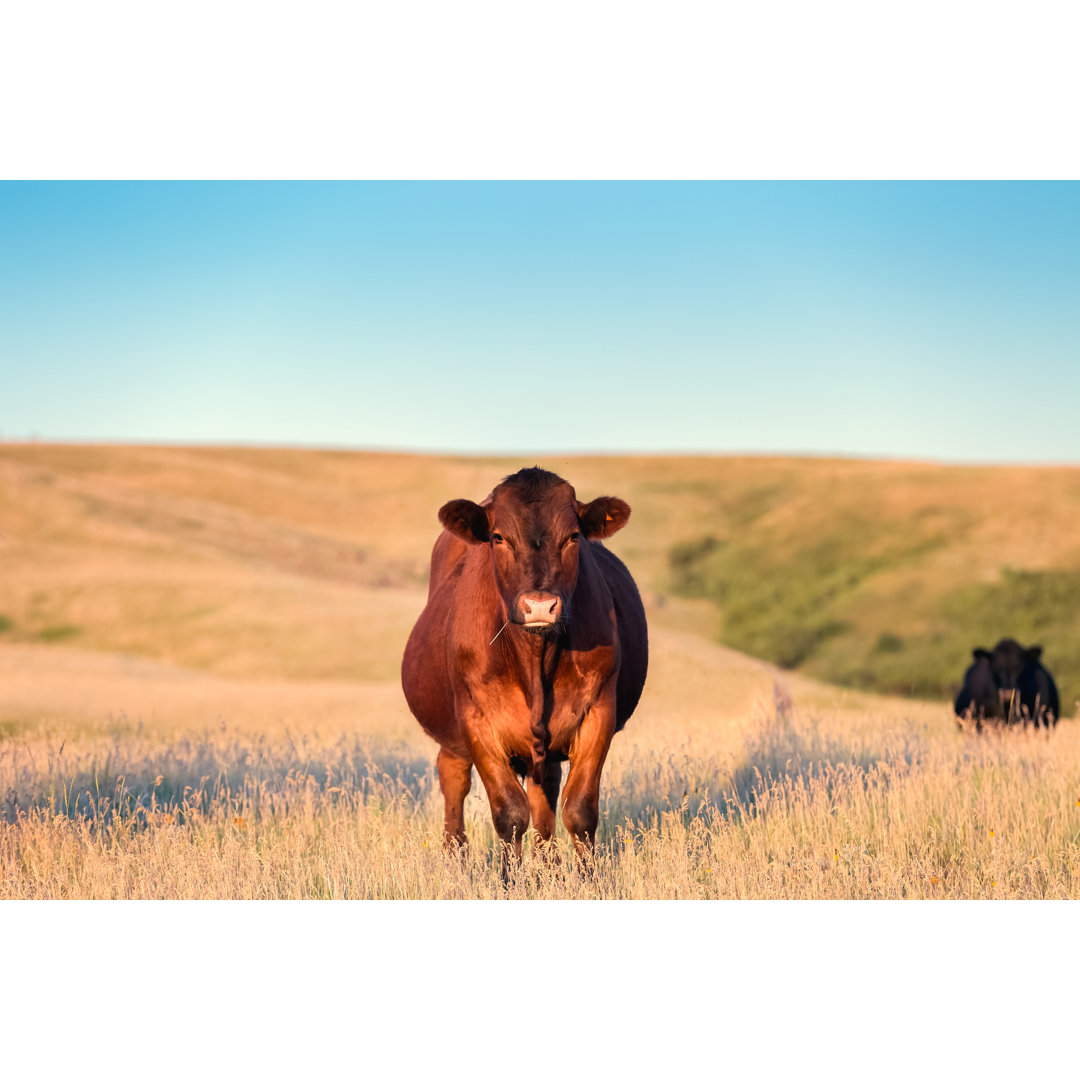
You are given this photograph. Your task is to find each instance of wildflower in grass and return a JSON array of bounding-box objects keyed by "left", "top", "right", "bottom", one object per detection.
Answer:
[
  {"left": 990, "top": 830, "right": 995, "bottom": 837},
  {"left": 162, "top": 813, "right": 174, "bottom": 824},
  {"left": 233, "top": 817, "right": 246, "bottom": 829},
  {"left": 931, "top": 876, "right": 939, "bottom": 884}
]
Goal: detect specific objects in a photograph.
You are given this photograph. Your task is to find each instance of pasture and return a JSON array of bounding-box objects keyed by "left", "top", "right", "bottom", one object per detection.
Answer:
[{"left": 1, "top": 444, "right": 1078, "bottom": 898}]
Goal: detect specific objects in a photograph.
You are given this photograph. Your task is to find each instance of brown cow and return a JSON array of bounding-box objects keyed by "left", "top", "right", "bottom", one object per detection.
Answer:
[{"left": 401, "top": 467, "right": 648, "bottom": 860}]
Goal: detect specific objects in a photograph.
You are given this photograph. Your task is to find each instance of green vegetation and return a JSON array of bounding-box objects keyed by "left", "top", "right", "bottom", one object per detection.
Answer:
[
  {"left": 0, "top": 614, "right": 81, "bottom": 644},
  {"left": 874, "top": 633, "right": 904, "bottom": 654},
  {"left": 670, "top": 534, "right": 1080, "bottom": 709},
  {"left": 652, "top": 457, "right": 1080, "bottom": 715},
  {"left": 667, "top": 517, "right": 945, "bottom": 670}
]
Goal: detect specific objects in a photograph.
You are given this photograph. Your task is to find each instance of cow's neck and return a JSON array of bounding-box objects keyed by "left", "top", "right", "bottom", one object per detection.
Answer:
[{"left": 506, "top": 626, "right": 563, "bottom": 700}]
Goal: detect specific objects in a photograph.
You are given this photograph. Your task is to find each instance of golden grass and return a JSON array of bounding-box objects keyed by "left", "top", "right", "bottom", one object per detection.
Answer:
[{"left": 4, "top": 662, "right": 1077, "bottom": 898}]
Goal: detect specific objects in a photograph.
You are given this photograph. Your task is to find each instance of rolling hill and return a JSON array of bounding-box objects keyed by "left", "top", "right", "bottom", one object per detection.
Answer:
[{"left": 1, "top": 443, "right": 1077, "bottom": 716}]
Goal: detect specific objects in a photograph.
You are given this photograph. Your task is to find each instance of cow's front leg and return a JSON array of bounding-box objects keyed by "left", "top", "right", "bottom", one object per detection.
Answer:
[
  {"left": 562, "top": 678, "right": 617, "bottom": 861},
  {"left": 471, "top": 742, "right": 531, "bottom": 866}
]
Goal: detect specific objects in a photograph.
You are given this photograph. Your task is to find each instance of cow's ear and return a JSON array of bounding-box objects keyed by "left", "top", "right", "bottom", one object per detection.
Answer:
[
  {"left": 577, "top": 496, "right": 631, "bottom": 539},
  {"left": 1026, "top": 645, "right": 1043, "bottom": 663},
  {"left": 438, "top": 499, "right": 490, "bottom": 544},
  {"left": 973, "top": 648, "right": 992, "bottom": 661}
]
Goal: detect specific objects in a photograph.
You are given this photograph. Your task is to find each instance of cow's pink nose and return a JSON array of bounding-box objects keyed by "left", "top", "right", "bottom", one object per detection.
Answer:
[{"left": 519, "top": 593, "right": 561, "bottom": 625}]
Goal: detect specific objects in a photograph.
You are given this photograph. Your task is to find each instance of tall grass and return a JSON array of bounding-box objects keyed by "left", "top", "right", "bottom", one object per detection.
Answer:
[{"left": 4, "top": 703, "right": 1078, "bottom": 898}]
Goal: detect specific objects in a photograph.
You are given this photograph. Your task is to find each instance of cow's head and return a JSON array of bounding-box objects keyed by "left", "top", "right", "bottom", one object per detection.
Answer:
[
  {"left": 981, "top": 638, "right": 1041, "bottom": 719},
  {"left": 437, "top": 467, "right": 630, "bottom": 636},
  {"left": 990, "top": 638, "right": 1041, "bottom": 690}
]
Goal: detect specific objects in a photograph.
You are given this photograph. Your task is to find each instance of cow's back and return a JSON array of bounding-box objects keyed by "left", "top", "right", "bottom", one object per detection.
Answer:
[
  {"left": 427, "top": 530, "right": 470, "bottom": 598},
  {"left": 591, "top": 543, "right": 648, "bottom": 730}
]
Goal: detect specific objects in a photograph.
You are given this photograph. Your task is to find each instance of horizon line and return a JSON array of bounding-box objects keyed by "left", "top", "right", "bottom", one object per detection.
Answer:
[{"left": 2, "top": 436, "right": 1079, "bottom": 470}]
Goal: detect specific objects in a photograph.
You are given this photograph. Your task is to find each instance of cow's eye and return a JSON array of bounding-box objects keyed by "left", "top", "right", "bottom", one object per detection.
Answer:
[
  {"left": 568, "top": 532, "right": 581, "bottom": 544},
  {"left": 491, "top": 533, "right": 505, "bottom": 545}
]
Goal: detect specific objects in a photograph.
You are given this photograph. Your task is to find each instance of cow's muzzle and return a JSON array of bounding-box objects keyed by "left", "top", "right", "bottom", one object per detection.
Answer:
[{"left": 517, "top": 592, "right": 563, "bottom": 630}]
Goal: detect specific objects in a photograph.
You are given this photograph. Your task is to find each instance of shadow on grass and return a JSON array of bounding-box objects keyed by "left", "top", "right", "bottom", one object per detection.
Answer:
[
  {"left": 600, "top": 683, "right": 925, "bottom": 842},
  {"left": 0, "top": 725, "right": 435, "bottom": 828}
]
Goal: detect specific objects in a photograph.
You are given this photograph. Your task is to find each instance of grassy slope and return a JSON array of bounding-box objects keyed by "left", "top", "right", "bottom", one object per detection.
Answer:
[
  {"left": 3, "top": 444, "right": 1077, "bottom": 708},
  {"left": 658, "top": 458, "right": 1080, "bottom": 710}
]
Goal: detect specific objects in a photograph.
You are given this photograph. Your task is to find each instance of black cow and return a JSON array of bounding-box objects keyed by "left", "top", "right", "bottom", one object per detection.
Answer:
[{"left": 954, "top": 638, "right": 1060, "bottom": 729}]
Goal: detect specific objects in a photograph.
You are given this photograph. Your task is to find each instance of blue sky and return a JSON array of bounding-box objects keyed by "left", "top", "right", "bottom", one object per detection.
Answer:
[{"left": 1, "top": 181, "right": 1077, "bottom": 461}]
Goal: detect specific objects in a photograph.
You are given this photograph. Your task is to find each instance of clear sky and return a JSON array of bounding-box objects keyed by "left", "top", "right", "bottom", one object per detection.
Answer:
[{"left": 1, "top": 181, "right": 1077, "bottom": 462}]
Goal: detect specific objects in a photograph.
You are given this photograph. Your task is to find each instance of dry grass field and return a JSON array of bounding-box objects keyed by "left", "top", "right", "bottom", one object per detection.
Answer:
[{"left": 2, "top": 443, "right": 1078, "bottom": 898}]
